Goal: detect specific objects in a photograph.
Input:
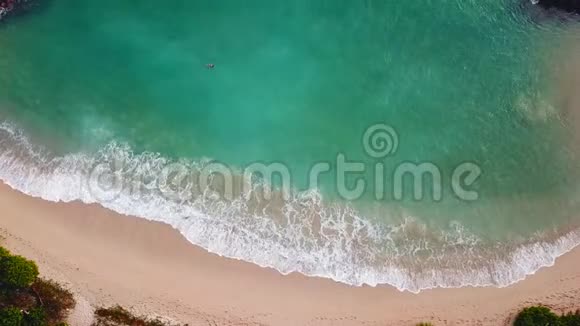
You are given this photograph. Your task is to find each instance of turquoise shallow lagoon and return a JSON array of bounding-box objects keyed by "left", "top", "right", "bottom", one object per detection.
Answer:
[{"left": 1, "top": 0, "right": 580, "bottom": 291}]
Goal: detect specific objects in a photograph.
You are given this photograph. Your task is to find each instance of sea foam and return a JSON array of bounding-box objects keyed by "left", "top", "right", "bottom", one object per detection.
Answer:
[{"left": 0, "top": 120, "right": 579, "bottom": 293}]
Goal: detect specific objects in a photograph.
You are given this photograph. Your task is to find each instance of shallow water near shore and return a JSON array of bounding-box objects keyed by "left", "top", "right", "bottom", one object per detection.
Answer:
[{"left": 1, "top": 0, "right": 580, "bottom": 292}]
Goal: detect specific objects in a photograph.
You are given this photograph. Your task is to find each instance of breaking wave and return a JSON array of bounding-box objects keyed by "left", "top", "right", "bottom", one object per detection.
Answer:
[{"left": 0, "top": 120, "right": 579, "bottom": 293}]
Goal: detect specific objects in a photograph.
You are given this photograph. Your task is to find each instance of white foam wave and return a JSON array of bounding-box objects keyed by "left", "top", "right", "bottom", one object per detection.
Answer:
[{"left": 0, "top": 120, "right": 579, "bottom": 293}]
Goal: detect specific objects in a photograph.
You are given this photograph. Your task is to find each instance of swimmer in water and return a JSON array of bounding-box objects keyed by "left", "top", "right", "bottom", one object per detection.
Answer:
[{"left": 206, "top": 63, "right": 215, "bottom": 69}]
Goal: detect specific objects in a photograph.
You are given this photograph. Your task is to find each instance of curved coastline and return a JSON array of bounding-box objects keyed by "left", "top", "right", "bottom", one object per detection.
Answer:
[
  {"left": 0, "top": 181, "right": 579, "bottom": 325},
  {"left": 1, "top": 121, "right": 579, "bottom": 293},
  {"left": 0, "top": 2, "right": 579, "bottom": 324}
]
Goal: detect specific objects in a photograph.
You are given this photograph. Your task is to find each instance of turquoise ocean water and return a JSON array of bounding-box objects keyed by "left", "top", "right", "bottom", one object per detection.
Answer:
[{"left": 1, "top": 0, "right": 580, "bottom": 292}]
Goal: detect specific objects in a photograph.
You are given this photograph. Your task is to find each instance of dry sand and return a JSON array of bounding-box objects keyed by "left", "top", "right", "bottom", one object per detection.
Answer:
[{"left": 0, "top": 182, "right": 579, "bottom": 326}]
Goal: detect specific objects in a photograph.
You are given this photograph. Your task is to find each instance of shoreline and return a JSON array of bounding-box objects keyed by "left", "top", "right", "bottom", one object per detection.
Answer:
[
  {"left": 0, "top": 183, "right": 579, "bottom": 325},
  {"left": 2, "top": 119, "right": 579, "bottom": 294}
]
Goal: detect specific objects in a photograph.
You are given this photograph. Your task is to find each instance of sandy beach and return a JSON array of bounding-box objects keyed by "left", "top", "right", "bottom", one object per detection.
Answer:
[{"left": 0, "top": 183, "right": 577, "bottom": 326}]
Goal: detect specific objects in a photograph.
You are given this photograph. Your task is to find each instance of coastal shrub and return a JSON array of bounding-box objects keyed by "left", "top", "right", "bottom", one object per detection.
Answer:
[
  {"left": 0, "top": 247, "right": 10, "bottom": 260},
  {"left": 514, "top": 306, "right": 580, "bottom": 326},
  {"left": 31, "top": 279, "right": 75, "bottom": 324},
  {"left": 0, "top": 248, "right": 73, "bottom": 325},
  {"left": 0, "top": 290, "right": 36, "bottom": 311},
  {"left": 0, "top": 255, "right": 39, "bottom": 288},
  {"left": 514, "top": 306, "right": 561, "bottom": 326},
  {"left": 0, "top": 246, "right": 11, "bottom": 291},
  {"left": 22, "top": 306, "right": 47, "bottom": 326},
  {"left": 93, "top": 305, "right": 179, "bottom": 326},
  {"left": 0, "top": 307, "right": 24, "bottom": 326},
  {"left": 561, "top": 310, "right": 580, "bottom": 326}
]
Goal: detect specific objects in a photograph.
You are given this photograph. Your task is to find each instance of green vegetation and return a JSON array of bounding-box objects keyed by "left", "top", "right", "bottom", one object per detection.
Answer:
[
  {"left": 0, "top": 247, "right": 10, "bottom": 259},
  {"left": 0, "top": 255, "right": 39, "bottom": 289},
  {"left": 561, "top": 311, "right": 580, "bottom": 326},
  {"left": 0, "top": 307, "right": 24, "bottom": 326},
  {"left": 514, "top": 306, "right": 580, "bottom": 326},
  {"left": 416, "top": 323, "right": 434, "bottom": 326},
  {"left": 24, "top": 307, "right": 47, "bottom": 326},
  {"left": 93, "top": 305, "right": 180, "bottom": 326},
  {"left": 515, "top": 306, "right": 560, "bottom": 326},
  {"left": 0, "top": 246, "right": 75, "bottom": 326}
]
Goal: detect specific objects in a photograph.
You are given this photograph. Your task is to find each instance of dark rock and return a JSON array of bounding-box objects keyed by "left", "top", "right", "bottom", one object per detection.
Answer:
[
  {"left": 0, "top": 0, "right": 37, "bottom": 21},
  {"left": 536, "top": 0, "right": 580, "bottom": 15}
]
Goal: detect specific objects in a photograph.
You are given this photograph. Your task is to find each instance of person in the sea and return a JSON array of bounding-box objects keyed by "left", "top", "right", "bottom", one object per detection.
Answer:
[{"left": 206, "top": 63, "right": 215, "bottom": 69}]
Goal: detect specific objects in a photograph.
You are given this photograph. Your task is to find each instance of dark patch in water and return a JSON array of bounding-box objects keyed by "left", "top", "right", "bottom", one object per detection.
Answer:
[
  {"left": 0, "top": 0, "right": 39, "bottom": 22},
  {"left": 536, "top": 0, "right": 580, "bottom": 15}
]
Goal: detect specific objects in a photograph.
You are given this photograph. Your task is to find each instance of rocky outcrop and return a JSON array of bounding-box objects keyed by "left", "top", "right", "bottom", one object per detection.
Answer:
[
  {"left": 536, "top": 0, "right": 580, "bottom": 14},
  {"left": 0, "top": 0, "right": 36, "bottom": 21}
]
